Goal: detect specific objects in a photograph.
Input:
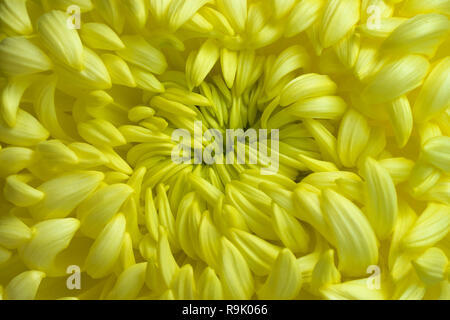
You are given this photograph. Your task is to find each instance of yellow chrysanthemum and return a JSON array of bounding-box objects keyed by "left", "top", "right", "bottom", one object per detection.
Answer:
[{"left": 0, "top": 0, "right": 449, "bottom": 301}]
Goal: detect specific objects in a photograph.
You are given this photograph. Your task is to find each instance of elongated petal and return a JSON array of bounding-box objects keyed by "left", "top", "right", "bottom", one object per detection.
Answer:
[
  {"left": 258, "top": 249, "right": 302, "bottom": 299},
  {"left": 167, "top": 0, "right": 210, "bottom": 31},
  {"left": 92, "top": 0, "right": 125, "bottom": 33},
  {"left": 0, "top": 214, "right": 31, "bottom": 249},
  {"left": 402, "top": 203, "right": 450, "bottom": 251},
  {"left": 229, "top": 228, "right": 280, "bottom": 276},
  {"left": 280, "top": 73, "right": 337, "bottom": 107},
  {"left": 217, "top": 0, "right": 247, "bottom": 32},
  {"left": 272, "top": 203, "right": 309, "bottom": 253},
  {"left": 382, "top": 14, "right": 450, "bottom": 57},
  {"left": 286, "top": 0, "right": 325, "bottom": 37},
  {"left": 37, "top": 10, "right": 84, "bottom": 70},
  {"left": 157, "top": 227, "right": 179, "bottom": 288},
  {"left": 0, "top": 0, "right": 32, "bottom": 35},
  {"left": 320, "top": 279, "right": 385, "bottom": 300},
  {"left": 81, "top": 22, "right": 124, "bottom": 50},
  {"left": 78, "top": 119, "right": 126, "bottom": 147},
  {"left": 414, "top": 57, "right": 450, "bottom": 123},
  {"left": 0, "top": 109, "right": 49, "bottom": 147},
  {"left": 4, "top": 174, "right": 45, "bottom": 207},
  {"left": 171, "top": 264, "right": 196, "bottom": 300},
  {"left": 219, "top": 237, "right": 254, "bottom": 299},
  {"left": 20, "top": 218, "right": 80, "bottom": 271},
  {"left": 363, "top": 55, "right": 429, "bottom": 104},
  {"left": 117, "top": 36, "right": 167, "bottom": 75},
  {"left": 311, "top": 249, "right": 341, "bottom": 293},
  {"left": 107, "top": 262, "right": 147, "bottom": 300},
  {"left": 189, "top": 39, "right": 220, "bottom": 88},
  {"left": 78, "top": 184, "right": 134, "bottom": 238},
  {"left": 412, "top": 247, "right": 448, "bottom": 285},
  {"left": 0, "top": 38, "right": 52, "bottom": 76},
  {"left": 198, "top": 267, "right": 223, "bottom": 300},
  {"left": 320, "top": 0, "right": 360, "bottom": 48},
  {"left": 102, "top": 54, "right": 136, "bottom": 87},
  {"left": 387, "top": 96, "right": 413, "bottom": 148},
  {"left": 322, "top": 189, "right": 379, "bottom": 276},
  {"left": 422, "top": 136, "right": 450, "bottom": 172},
  {"left": 30, "top": 171, "right": 104, "bottom": 220},
  {"left": 0, "top": 147, "right": 34, "bottom": 178},
  {"left": 85, "top": 213, "right": 126, "bottom": 278},
  {"left": 5, "top": 271, "right": 45, "bottom": 300},
  {"left": 36, "top": 140, "right": 78, "bottom": 166},
  {"left": 363, "top": 157, "right": 398, "bottom": 239},
  {"left": 337, "top": 109, "right": 370, "bottom": 167}
]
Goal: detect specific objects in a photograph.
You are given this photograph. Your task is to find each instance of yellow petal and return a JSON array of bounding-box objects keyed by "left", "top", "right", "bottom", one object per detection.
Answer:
[
  {"left": 337, "top": 109, "right": 370, "bottom": 167},
  {"left": 320, "top": 279, "right": 385, "bottom": 300},
  {"left": 311, "top": 249, "right": 341, "bottom": 293},
  {"left": 320, "top": 0, "right": 360, "bottom": 48},
  {"left": 5, "top": 270, "right": 45, "bottom": 300},
  {"left": 123, "top": 0, "right": 149, "bottom": 30},
  {"left": 85, "top": 213, "right": 126, "bottom": 278},
  {"left": 402, "top": 203, "right": 450, "bottom": 251},
  {"left": 400, "top": 0, "right": 450, "bottom": 16},
  {"left": 30, "top": 171, "right": 104, "bottom": 220},
  {"left": 0, "top": 246, "right": 11, "bottom": 265},
  {"left": 0, "top": 213, "right": 32, "bottom": 249},
  {"left": 107, "top": 262, "right": 147, "bottom": 300},
  {"left": 92, "top": 0, "right": 125, "bottom": 33},
  {"left": 258, "top": 249, "right": 302, "bottom": 300},
  {"left": 412, "top": 247, "right": 448, "bottom": 285},
  {"left": 36, "top": 140, "right": 79, "bottom": 166},
  {"left": 422, "top": 136, "right": 450, "bottom": 172},
  {"left": 0, "top": 0, "right": 32, "bottom": 35},
  {"left": 413, "top": 57, "right": 450, "bottom": 123},
  {"left": 294, "top": 183, "right": 334, "bottom": 244},
  {"left": 175, "top": 193, "right": 201, "bottom": 259},
  {"left": 229, "top": 228, "right": 280, "bottom": 276},
  {"left": 78, "top": 119, "right": 126, "bottom": 147},
  {"left": 322, "top": 189, "right": 379, "bottom": 276},
  {"left": 280, "top": 73, "right": 337, "bottom": 107},
  {"left": 216, "top": 0, "right": 247, "bottom": 32},
  {"left": 1, "top": 76, "right": 39, "bottom": 127},
  {"left": 0, "top": 147, "right": 34, "bottom": 178},
  {"left": 189, "top": 39, "right": 220, "bottom": 88},
  {"left": 272, "top": 203, "right": 310, "bottom": 253},
  {"left": 219, "top": 237, "right": 254, "bottom": 299},
  {"left": 118, "top": 35, "right": 167, "bottom": 75},
  {"left": 102, "top": 54, "right": 136, "bottom": 87},
  {"left": 55, "top": 47, "right": 112, "bottom": 92},
  {"left": 37, "top": 10, "right": 84, "bottom": 70},
  {"left": 363, "top": 157, "right": 398, "bottom": 239},
  {"left": 363, "top": 55, "right": 430, "bottom": 104},
  {"left": 78, "top": 183, "right": 134, "bottom": 238},
  {"left": 157, "top": 227, "right": 179, "bottom": 288},
  {"left": 284, "top": 96, "right": 347, "bottom": 120},
  {"left": 171, "top": 264, "right": 196, "bottom": 300},
  {"left": 382, "top": 14, "right": 450, "bottom": 57},
  {"left": 0, "top": 38, "right": 52, "bottom": 76},
  {"left": 387, "top": 96, "right": 413, "bottom": 148},
  {"left": 20, "top": 218, "right": 80, "bottom": 271},
  {"left": 286, "top": 0, "right": 325, "bottom": 37},
  {"left": 81, "top": 22, "right": 125, "bottom": 50},
  {"left": 131, "top": 67, "right": 165, "bottom": 93},
  {"left": 167, "top": 0, "right": 210, "bottom": 31},
  {"left": 378, "top": 157, "right": 415, "bottom": 185},
  {"left": 4, "top": 174, "right": 45, "bottom": 207},
  {"left": 0, "top": 109, "right": 49, "bottom": 147},
  {"left": 198, "top": 267, "right": 223, "bottom": 300}
]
